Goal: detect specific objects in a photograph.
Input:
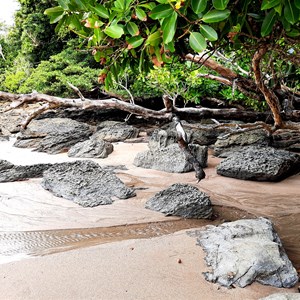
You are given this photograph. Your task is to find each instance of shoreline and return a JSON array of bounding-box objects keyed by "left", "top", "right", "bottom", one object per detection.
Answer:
[{"left": 0, "top": 139, "right": 299, "bottom": 299}]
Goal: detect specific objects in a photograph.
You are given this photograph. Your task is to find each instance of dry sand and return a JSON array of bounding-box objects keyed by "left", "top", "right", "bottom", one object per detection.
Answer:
[{"left": 0, "top": 139, "right": 299, "bottom": 299}]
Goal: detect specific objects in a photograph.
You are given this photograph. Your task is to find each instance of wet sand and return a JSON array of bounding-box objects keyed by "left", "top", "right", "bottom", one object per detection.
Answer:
[{"left": 0, "top": 139, "right": 299, "bottom": 299}]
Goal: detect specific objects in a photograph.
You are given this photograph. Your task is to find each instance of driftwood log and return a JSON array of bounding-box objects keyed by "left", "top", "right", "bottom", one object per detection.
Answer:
[{"left": 0, "top": 91, "right": 300, "bottom": 130}]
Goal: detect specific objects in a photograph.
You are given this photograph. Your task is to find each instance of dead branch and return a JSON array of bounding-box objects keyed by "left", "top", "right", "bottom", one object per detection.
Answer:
[{"left": 1, "top": 91, "right": 300, "bottom": 129}]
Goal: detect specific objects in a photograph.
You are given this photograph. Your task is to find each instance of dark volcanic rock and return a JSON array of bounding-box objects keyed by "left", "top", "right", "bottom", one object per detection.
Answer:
[
  {"left": 134, "top": 129, "right": 207, "bottom": 173},
  {"left": 145, "top": 183, "right": 212, "bottom": 219},
  {"left": 134, "top": 143, "right": 207, "bottom": 173},
  {"left": 14, "top": 118, "right": 93, "bottom": 154},
  {"left": 272, "top": 129, "right": 300, "bottom": 152},
  {"left": 94, "top": 122, "right": 139, "bottom": 142},
  {"left": 216, "top": 146, "right": 300, "bottom": 181},
  {"left": 68, "top": 137, "right": 113, "bottom": 158},
  {"left": 0, "top": 159, "right": 54, "bottom": 182},
  {"left": 41, "top": 160, "right": 136, "bottom": 207},
  {"left": 214, "top": 128, "right": 270, "bottom": 157},
  {"left": 194, "top": 218, "right": 298, "bottom": 288}
]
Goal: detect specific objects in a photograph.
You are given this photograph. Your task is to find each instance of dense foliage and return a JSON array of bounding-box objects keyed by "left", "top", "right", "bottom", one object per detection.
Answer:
[{"left": 45, "top": 0, "right": 300, "bottom": 87}]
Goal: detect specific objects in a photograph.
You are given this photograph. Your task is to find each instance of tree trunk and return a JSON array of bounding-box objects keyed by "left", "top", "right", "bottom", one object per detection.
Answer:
[{"left": 252, "top": 46, "right": 284, "bottom": 128}]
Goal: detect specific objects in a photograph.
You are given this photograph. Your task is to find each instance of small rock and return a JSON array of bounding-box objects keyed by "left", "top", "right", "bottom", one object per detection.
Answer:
[
  {"left": 14, "top": 118, "right": 93, "bottom": 154},
  {"left": 194, "top": 218, "right": 298, "bottom": 288},
  {"left": 216, "top": 146, "right": 300, "bottom": 181},
  {"left": 41, "top": 160, "right": 136, "bottom": 207},
  {"left": 94, "top": 122, "right": 139, "bottom": 142},
  {"left": 68, "top": 137, "right": 113, "bottom": 158},
  {"left": 214, "top": 128, "right": 270, "bottom": 156},
  {"left": 145, "top": 183, "right": 213, "bottom": 219},
  {"left": 260, "top": 293, "right": 300, "bottom": 300},
  {"left": 0, "top": 159, "right": 54, "bottom": 182}
]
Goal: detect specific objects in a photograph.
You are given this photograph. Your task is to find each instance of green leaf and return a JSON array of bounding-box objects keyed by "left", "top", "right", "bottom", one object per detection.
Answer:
[
  {"left": 212, "top": 0, "right": 230, "bottom": 10},
  {"left": 146, "top": 31, "right": 162, "bottom": 46},
  {"left": 105, "top": 72, "right": 113, "bottom": 90},
  {"left": 127, "top": 22, "right": 139, "bottom": 36},
  {"left": 139, "top": 3, "right": 156, "bottom": 10},
  {"left": 296, "top": 1, "right": 300, "bottom": 9},
  {"left": 261, "top": 9, "right": 277, "bottom": 36},
  {"left": 286, "top": 28, "right": 300, "bottom": 37},
  {"left": 150, "top": 4, "right": 173, "bottom": 20},
  {"left": 44, "top": 6, "right": 64, "bottom": 16},
  {"left": 68, "top": 15, "right": 82, "bottom": 30},
  {"left": 189, "top": 32, "right": 207, "bottom": 52},
  {"left": 127, "top": 36, "right": 145, "bottom": 48},
  {"left": 57, "top": 0, "right": 69, "bottom": 10},
  {"left": 191, "top": 0, "right": 207, "bottom": 14},
  {"left": 55, "top": 15, "right": 67, "bottom": 33},
  {"left": 284, "top": 0, "right": 299, "bottom": 24},
  {"left": 202, "top": 9, "right": 230, "bottom": 23},
  {"left": 73, "top": 0, "right": 87, "bottom": 10},
  {"left": 261, "top": 0, "right": 281, "bottom": 10},
  {"left": 44, "top": 7, "right": 65, "bottom": 24},
  {"left": 200, "top": 24, "right": 218, "bottom": 41},
  {"left": 88, "top": 4, "right": 109, "bottom": 19},
  {"left": 136, "top": 7, "right": 147, "bottom": 21},
  {"left": 104, "top": 24, "right": 124, "bottom": 38},
  {"left": 162, "top": 11, "right": 177, "bottom": 44}
]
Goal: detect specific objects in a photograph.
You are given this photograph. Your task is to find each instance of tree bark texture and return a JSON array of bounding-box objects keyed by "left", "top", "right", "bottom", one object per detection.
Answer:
[{"left": 252, "top": 46, "right": 284, "bottom": 128}]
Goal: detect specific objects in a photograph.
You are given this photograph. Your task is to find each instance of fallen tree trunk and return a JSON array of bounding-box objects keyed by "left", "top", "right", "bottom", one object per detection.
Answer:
[{"left": 1, "top": 91, "right": 300, "bottom": 129}]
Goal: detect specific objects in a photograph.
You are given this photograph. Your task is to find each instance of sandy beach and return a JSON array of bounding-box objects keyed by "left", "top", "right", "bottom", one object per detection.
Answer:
[{"left": 0, "top": 138, "right": 299, "bottom": 299}]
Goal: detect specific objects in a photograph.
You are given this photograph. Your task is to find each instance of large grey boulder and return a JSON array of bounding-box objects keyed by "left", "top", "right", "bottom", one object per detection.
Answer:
[
  {"left": 68, "top": 137, "right": 113, "bottom": 158},
  {"left": 216, "top": 146, "right": 300, "bottom": 181},
  {"left": 145, "top": 183, "right": 212, "bottom": 219},
  {"left": 94, "top": 122, "right": 139, "bottom": 142},
  {"left": 134, "top": 129, "right": 207, "bottom": 173},
  {"left": 214, "top": 128, "right": 270, "bottom": 156},
  {"left": 14, "top": 118, "right": 93, "bottom": 154},
  {"left": 41, "top": 160, "right": 136, "bottom": 207},
  {"left": 260, "top": 294, "right": 300, "bottom": 300},
  {"left": 194, "top": 218, "right": 298, "bottom": 288},
  {"left": 0, "top": 159, "right": 54, "bottom": 182}
]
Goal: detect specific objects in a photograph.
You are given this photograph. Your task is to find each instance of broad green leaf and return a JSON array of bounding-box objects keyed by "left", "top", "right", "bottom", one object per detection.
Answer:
[
  {"left": 57, "top": 0, "right": 69, "bottom": 10},
  {"left": 44, "top": 6, "right": 65, "bottom": 24},
  {"left": 73, "top": 0, "right": 87, "bottom": 10},
  {"left": 162, "top": 11, "right": 177, "bottom": 44},
  {"left": 212, "top": 0, "right": 229, "bottom": 10},
  {"left": 139, "top": 3, "right": 156, "bottom": 10},
  {"left": 114, "top": 0, "right": 125, "bottom": 10},
  {"left": 200, "top": 24, "right": 218, "bottom": 41},
  {"left": 296, "top": 1, "right": 300, "bottom": 9},
  {"left": 202, "top": 9, "right": 230, "bottom": 23},
  {"left": 261, "top": 9, "right": 277, "bottom": 36},
  {"left": 68, "top": 15, "right": 82, "bottom": 30},
  {"left": 191, "top": 0, "right": 207, "bottom": 14},
  {"left": 189, "top": 32, "right": 207, "bottom": 52},
  {"left": 165, "top": 41, "right": 175, "bottom": 52},
  {"left": 261, "top": 0, "right": 281, "bottom": 10},
  {"left": 104, "top": 24, "right": 124, "bottom": 38},
  {"left": 55, "top": 15, "right": 67, "bottom": 33},
  {"left": 284, "top": 0, "right": 299, "bottom": 24},
  {"left": 150, "top": 4, "right": 173, "bottom": 20},
  {"left": 44, "top": 6, "right": 64, "bottom": 16},
  {"left": 88, "top": 4, "right": 109, "bottom": 19},
  {"left": 94, "top": 28, "right": 105, "bottom": 42},
  {"left": 127, "top": 36, "right": 144, "bottom": 48},
  {"left": 127, "top": 22, "right": 139, "bottom": 36},
  {"left": 136, "top": 7, "right": 147, "bottom": 21},
  {"left": 146, "top": 31, "right": 162, "bottom": 46},
  {"left": 274, "top": 4, "right": 283, "bottom": 15}
]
